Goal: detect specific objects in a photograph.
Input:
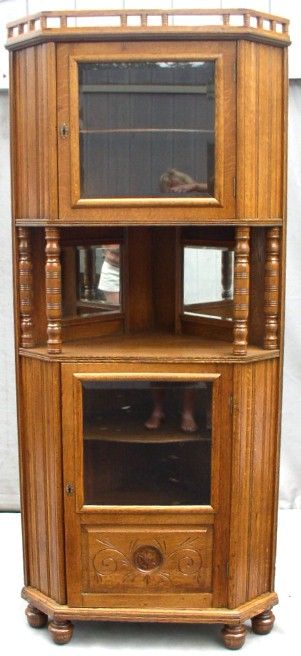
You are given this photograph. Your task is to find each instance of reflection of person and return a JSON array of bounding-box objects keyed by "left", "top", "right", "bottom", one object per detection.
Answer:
[
  {"left": 98, "top": 245, "right": 120, "bottom": 305},
  {"left": 145, "top": 387, "right": 198, "bottom": 433},
  {"left": 160, "top": 168, "right": 208, "bottom": 194}
]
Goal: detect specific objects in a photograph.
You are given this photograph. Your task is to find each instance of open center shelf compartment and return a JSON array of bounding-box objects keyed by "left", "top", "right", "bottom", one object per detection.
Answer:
[{"left": 22, "top": 330, "right": 279, "bottom": 362}]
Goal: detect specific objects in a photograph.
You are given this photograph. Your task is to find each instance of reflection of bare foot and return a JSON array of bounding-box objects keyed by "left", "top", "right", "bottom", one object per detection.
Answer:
[
  {"left": 145, "top": 412, "right": 165, "bottom": 430},
  {"left": 181, "top": 414, "right": 198, "bottom": 433}
]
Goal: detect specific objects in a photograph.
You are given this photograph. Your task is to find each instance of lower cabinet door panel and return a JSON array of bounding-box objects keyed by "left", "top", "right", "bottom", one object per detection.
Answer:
[{"left": 81, "top": 526, "right": 213, "bottom": 608}]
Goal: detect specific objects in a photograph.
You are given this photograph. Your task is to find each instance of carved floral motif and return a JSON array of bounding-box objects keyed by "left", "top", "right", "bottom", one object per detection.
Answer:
[{"left": 92, "top": 534, "right": 206, "bottom": 587}]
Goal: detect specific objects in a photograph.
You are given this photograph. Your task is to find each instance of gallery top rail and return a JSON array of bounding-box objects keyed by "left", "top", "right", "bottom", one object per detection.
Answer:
[{"left": 6, "top": 8, "right": 290, "bottom": 49}]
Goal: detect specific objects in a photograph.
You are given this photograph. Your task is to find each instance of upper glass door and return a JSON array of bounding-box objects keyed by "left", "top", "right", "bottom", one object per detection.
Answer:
[
  {"left": 79, "top": 60, "right": 215, "bottom": 199},
  {"left": 57, "top": 41, "right": 236, "bottom": 223}
]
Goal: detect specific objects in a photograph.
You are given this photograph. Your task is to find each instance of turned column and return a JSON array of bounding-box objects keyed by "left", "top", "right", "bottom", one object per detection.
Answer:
[
  {"left": 233, "top": 227, "right": 250, "bottom": 355},
  {"left": 264, "top": 228, "right": 280, "bottom": 349},
  {"left": 18, "top": 227, "right": 34, "bottom": 348},
  {"left": 45, "top": 228, "right": 62, "bottom": 354}
]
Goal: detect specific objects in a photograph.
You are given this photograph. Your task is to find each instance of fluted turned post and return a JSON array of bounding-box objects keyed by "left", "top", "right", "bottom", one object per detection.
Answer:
[
  {"left": 264, "top": 227, "right": 280, "bottom": 349},
  {"left": 45, "top": 228, "right": 62, "bottom": 354},
  {"left": 18, "top": 227, "right": 34, "bottom": 348},
  {"left": 233, "top": 227, "right": 250, "bottom": 355}
]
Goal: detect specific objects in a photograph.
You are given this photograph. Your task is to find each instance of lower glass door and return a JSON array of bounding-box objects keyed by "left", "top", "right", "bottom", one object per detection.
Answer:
[{"left": 82, "top": 380, "right": 212, "bottom": 506}]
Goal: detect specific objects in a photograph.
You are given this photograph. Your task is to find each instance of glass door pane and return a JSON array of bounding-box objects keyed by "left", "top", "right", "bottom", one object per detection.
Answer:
[
  {"left": 79, "top": 61, "right": 215, "bottom": 198},
  {"left": 82, "top": 380, "right": 212, "bottom": 506}
]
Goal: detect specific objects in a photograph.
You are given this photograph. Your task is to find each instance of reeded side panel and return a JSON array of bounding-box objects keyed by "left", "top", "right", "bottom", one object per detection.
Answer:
[
  {"left": 11, "top": 44, "right": 58, "bottom": 221},
  {"left": 237, "top": 42, "right": 285, "bottom": 220},
  {"left": 19, "top": 357, "right": 66, "bottom": 603},
  {"left": 228, "top": 358, "right": 280, "bottom": 608}
]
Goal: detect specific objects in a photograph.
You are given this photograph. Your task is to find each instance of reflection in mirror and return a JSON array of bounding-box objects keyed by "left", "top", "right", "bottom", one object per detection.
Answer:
[
  {"left": 183, "top": 246, "right": 234, "bottom": 320},
  {"left": 62, "top": 244, "right": 122, "bottom": 319},
  {"left": 79, "top": 60, "right": 215, "bottom": 198}
]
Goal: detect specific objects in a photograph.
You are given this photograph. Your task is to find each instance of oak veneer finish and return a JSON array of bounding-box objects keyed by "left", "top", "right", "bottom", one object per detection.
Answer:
[{"left": 7, "top": 8, "right": 288, "bottom": 650}]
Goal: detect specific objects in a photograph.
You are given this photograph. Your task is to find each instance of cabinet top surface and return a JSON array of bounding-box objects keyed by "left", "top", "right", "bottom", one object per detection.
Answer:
[{"left": 6, "top": 8, "right": 290, "bottom": 50}]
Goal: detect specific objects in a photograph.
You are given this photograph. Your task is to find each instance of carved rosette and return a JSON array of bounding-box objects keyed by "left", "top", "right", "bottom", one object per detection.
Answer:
[
  {"left": 45, "top": 228, "right": 62, "bottom": 354},
  {"left": 92, "top": 535, "right": 205, "bottom": 589},
  {"left": 233, "top": 227, "right": 250, "bottom": 355},
  {"left": 18, "top": 227, "right": 34, "bottom": 348},
  {"left": 264, "top": 228, "right": 280, "bottom": 350}
]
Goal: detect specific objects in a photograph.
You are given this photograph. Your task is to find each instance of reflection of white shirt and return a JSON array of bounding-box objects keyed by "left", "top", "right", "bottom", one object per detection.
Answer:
[{"left": 98, "top": 260, "right": 119, "bottom": 292}]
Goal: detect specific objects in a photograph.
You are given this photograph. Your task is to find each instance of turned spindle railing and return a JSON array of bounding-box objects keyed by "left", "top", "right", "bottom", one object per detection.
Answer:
[
  {"left": 264, "top": 227, "right": 280, "bottom": 350},
  {"left": 45, "top": 228, "right": 62, "bottom": 355},
  {"left": 18, "top": 227, "right": 34, "bottom": 348},
  {"left": 7, "top": 9, "right": 289, "bottom": 44},
  {"left": 233, "top": 227, "right": 250, "bottom": 356}
]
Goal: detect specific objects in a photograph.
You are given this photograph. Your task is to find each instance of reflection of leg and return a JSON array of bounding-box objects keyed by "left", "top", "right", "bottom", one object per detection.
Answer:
[
  {"left": 205, "top": 383, "right": 212, "bottom": 430},
  {"left": 181, "top": 388, "right": 198, "bottom": 433},
  {"left": 145, "top": 389, "right": 165, "bottom": 429}
]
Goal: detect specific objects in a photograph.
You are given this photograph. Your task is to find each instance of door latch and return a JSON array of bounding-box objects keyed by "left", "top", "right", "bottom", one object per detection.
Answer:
[
  {"left": 65, "top": 482, "right": 74, "bottom": 496},
  {"left": 59, "top": 123, "right": 70, "bottom": 138}
]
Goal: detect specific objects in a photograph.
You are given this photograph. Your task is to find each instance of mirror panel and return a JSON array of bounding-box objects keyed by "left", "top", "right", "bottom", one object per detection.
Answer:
[
  {"left": 183, "top": 246, "right": 234, "bottom": 320},
  {"left": 79, "top": 60, "right": 215, "bottom": 198},
  {"left": 62, "top": 243, "right": 122, "bottom": 319}
]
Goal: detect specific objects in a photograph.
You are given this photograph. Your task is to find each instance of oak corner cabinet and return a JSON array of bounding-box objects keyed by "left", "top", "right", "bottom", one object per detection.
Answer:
[{"left": 7, "top": 7, "right": 289, "bottom": 650}]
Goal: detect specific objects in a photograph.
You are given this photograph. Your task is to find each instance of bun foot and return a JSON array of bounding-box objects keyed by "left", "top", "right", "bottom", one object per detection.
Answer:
[
  {"left": 25, "top": 604, "right": 48, "bottom": 628},
  {"left": 48, "top": 619, "right": 73, "bottom": 644},
  {"left": 252, "top": 609, "right": 275, "bottom": 635},
  {"left": 221, "top": 624, "right": 246, "bottom": 650}
]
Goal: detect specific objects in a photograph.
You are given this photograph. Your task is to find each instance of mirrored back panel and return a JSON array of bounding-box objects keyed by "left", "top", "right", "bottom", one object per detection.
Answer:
[
  {"left": 183, "top": 246, "right": 234, "bottom": 321},
  {"left": 62, "top": 243, "right": 122, "bottom": 319}
]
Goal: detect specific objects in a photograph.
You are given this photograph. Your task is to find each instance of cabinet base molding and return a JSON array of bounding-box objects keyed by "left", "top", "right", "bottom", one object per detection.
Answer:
[{"left": 22, "top": 586, "right": 278, "bottom": 626}]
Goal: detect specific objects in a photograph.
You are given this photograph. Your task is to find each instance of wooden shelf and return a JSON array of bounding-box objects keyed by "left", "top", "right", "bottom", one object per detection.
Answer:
[
  {"left": 85, "top": 420, "right": 210, "bottom": 444},
  {"left": 21, "top": 331, "right": 280, "bottom": 363}
]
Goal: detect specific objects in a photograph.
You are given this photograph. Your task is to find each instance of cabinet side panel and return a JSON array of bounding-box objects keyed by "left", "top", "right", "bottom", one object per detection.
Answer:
[
  {"left": 11, "top": 44, "right": 58, "bottom": 221},
  {"left": 247, "top": 358, "right": 279, "bottom": 599},
  {"left": 20, "top": 357, "right": 66, "bottom": 603},
  {"left": 229, "top": 359, "right": 280, "bottom": 608},
  {"left": 237, "top": 42, "right": 284, "bottom": 220}
]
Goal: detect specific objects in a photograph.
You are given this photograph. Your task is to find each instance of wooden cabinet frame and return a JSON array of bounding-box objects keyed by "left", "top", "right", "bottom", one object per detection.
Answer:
[{"left": 7, "top": 6, "right": 289, "bottom": 649}]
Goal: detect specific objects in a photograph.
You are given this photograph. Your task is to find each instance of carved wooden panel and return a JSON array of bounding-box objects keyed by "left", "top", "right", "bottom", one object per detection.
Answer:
[{"left": 81, "top": 528, "right": 212, "bottom": 594}]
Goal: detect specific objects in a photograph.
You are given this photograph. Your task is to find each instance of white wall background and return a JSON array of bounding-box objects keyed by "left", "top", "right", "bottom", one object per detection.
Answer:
[{"left": 0, "top": 0, "right": 300, "bottom": 509}]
